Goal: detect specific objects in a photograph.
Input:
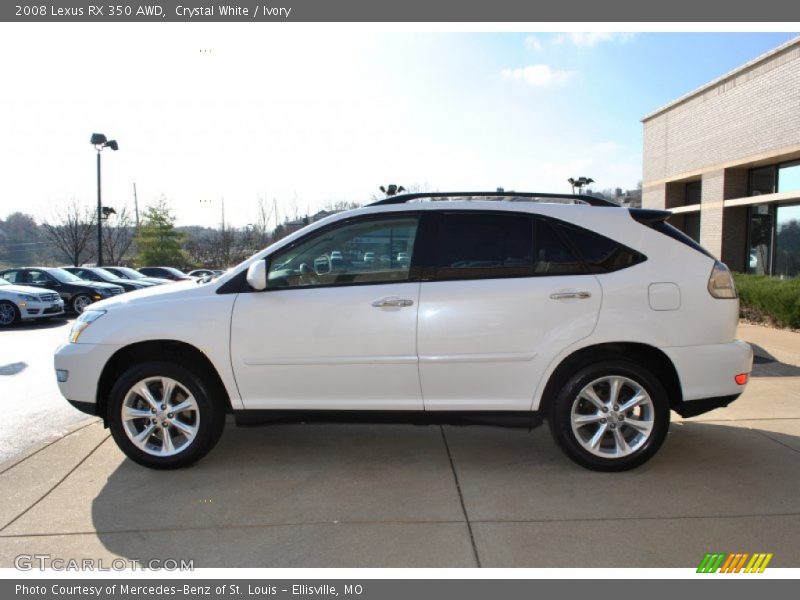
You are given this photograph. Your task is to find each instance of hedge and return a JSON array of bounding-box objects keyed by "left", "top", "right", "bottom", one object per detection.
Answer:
[{"left": 733, "top": 273, "right": 800, "bottom": 329}]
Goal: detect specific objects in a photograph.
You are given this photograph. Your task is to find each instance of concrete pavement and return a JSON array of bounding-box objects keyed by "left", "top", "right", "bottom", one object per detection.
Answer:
[{"left": 0, "top": 323, "right": 798, "bottom": 568}]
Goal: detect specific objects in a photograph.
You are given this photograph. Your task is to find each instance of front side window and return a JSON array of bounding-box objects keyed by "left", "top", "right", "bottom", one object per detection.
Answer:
[
  {"left": 432, "top": 213, "right": 533, "bottom": 280},
  {"left": 267, "top": 216, "right": 419, "bottom": 288}
]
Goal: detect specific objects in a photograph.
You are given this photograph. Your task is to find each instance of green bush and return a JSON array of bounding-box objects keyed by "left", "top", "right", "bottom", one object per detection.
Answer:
[{"left": 733, "top": 273, "right": 800, "bottom": 329}]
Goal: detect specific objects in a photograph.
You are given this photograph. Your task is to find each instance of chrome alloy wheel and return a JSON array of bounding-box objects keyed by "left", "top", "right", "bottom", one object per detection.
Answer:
[
  {"left": 0, "top": 303, "right": 17, "bottom": 326},
  {"left": 72, "top": 295, "right": 92, "bottom": 313},
  {"left": 570, "top": 375, "right": 654, "bottom": 458},
  {"left": 121, "top": 377, "right": 200, "bottom": 457}
]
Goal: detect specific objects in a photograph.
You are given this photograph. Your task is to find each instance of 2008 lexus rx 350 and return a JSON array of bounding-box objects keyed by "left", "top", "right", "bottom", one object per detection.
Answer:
[{"left": 54, "top": 192, "right": 752, "bottom": 471}]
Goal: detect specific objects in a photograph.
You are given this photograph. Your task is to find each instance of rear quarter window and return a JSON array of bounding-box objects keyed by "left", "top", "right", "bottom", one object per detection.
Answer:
[{"left": 553, "top": 221, "right": 647, "bottom": 273}]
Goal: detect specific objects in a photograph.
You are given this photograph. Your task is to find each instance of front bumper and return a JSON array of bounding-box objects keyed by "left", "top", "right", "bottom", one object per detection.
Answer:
[
  {"left": 54, "top": 342, "right": 123, "bottom": 408},
  {"left": 20, "top": 300, "right": 65, "bottom": 319},
  {"left": 663, "top": 339, "right": 753, "bottom": 416}
]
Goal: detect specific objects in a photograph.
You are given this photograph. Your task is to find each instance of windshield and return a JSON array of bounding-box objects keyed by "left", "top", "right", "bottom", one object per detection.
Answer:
[
  {"left": 161, "top": 267, "right": 186, "bottom": 277},
  {"left": 48, "top": 268, "right": 82, "bottom": 283},
  {"left": 94, "top": 268, "right": 119, "bottom": 280},
  {"left": 113, "top": 267, "right": 146, "bottom": 279}
]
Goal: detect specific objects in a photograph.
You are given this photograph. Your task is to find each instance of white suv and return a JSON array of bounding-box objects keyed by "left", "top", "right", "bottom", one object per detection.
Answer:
[{"left": 54, "top": 192, "right": 752, "bottom": 471}]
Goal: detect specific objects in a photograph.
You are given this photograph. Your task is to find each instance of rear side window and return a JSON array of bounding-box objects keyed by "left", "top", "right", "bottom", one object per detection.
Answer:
[
  {"left": 555, "top": 222, "right": 646, "bottom": 273},
  {"left": 432, "top": 213, "right": 533, "bottom": 280},
  {"left": 534, "top": 220, "right": 584, "bottom": 275}
]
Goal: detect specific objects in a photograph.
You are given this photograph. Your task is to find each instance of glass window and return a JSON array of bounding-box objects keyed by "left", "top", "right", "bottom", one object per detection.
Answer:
[
  {"left": 778, "top": 162, "right": 800, "bottom": 194},
  {"left": 1, "top": 270, "right": 23, "bottom": 284},
  {"left": 432, "top": 213, "right": 533, "bottom": 280},
  {"left": 747, "top": 205, "right": 773, "bottom": 275},
  {"left": 685, "top": 180, "right": 702, "bottom": 204},
  {"left": 775, "top": 204, "right": 800, "bottom": 278},
  {"left": 268, "top": 216, "right": 419, "bottom": 288},
  {"left": 556, "top": 223, "right": 646, "bottom": 273},
  {"left": 534, "top": 220, "right": 584, "bottom": 275},
  {"left": 750, "top": 166, "right": 776, "bottom": 196}
]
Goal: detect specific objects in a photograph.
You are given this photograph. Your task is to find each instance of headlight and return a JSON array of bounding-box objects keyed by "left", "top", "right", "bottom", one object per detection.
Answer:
[
  {"left": 18, "top": 294, "right": 38, "bottom": 302},
  {"left": 96, "top": 288, "right": 111, "bottom": 296},
  {"left": 69, "top": 310, "right": 107, "bottom": 343}
]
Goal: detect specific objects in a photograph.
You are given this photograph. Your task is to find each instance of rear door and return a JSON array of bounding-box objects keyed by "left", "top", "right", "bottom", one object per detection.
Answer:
[{"left": 417, "top": 212, "right": 602, "bottom": 410}]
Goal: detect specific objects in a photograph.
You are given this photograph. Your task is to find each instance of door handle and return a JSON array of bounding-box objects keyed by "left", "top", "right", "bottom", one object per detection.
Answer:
[
  {"left": 549, "top": 291, "right": 592, "bottom": 300},
  {"left": 372, "top": 297, "right": 414, "bottom": 308}
]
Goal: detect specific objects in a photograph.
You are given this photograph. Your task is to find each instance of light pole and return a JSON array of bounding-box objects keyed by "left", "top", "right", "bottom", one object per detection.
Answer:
[
  {"left": 91, "top": 133, "right": 119, "bottom": 266},
  {"left": 568, "top": 176, "right": 594, "bottom": 195}
]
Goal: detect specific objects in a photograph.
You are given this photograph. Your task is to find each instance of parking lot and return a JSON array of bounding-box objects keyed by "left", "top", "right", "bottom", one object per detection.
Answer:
[{"left": 0, "top": 321, "right": 799, "bottom": 568}]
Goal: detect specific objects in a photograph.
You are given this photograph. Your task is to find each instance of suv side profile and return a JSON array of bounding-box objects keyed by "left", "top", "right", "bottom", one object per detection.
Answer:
[{"left": 54, "top": 192, "right": 752, "bottom": 471}]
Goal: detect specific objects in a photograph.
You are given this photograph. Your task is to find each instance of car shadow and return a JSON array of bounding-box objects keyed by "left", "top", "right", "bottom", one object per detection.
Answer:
[
  {"left": 750, "top": 343, "right": 800, "bottom": 377},
  {"left": 0, "top": 317, "right": 72, "bottom": 331},
  {"left": 88, "top": 419, "right": 800, "bottom": 567},
  {"left": 0, "top": 361, "right": 27, "bottom": 375}
]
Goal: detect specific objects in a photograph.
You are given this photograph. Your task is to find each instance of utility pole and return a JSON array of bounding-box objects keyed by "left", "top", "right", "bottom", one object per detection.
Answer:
[{"left": 133, "top": 182, "right": 140, "bottom": 228}]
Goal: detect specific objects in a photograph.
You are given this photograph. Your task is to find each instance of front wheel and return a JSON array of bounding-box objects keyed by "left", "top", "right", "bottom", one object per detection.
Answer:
[
  {"left": 0, "top": 301, "right": 20, "bottom": 327},
  {"left": 107, "top": 361, "right": 226, "bottom": 469},
  {"left": 548, "top": 360, "right": 670, "bottom": 471},
  {"left": 71, "top": 294, "right": 93, "bottom": 314}
]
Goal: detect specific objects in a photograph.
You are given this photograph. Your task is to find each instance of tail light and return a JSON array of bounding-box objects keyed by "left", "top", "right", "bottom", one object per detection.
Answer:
[{"left": 707, "top": 261, "right": 737, "bottom": 299}]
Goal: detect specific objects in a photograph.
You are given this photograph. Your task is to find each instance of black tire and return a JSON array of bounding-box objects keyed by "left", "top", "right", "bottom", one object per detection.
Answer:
[
  {"left": 548, "top": 360, "right": 670, "bottom": 472},
  {"left": 107, "top": 361, "right": 226, "bottom": 469},
  {"left": 71, "top": 294, "right": 93, "bottom": 314},
  {"left": 0, "top": 301, "right": 20, "bottom": 327}
]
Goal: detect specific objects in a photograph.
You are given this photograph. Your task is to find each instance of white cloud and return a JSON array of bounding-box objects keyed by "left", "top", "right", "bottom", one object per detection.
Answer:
[
  {"left": 524, "top": 35, "right": 542, "bottom": 51},
  {"left": 501, "top": 64, "right": 576, "bottom": 87},
  {"left": 554, "top": 32, "right": 636, "bottom": 48}
]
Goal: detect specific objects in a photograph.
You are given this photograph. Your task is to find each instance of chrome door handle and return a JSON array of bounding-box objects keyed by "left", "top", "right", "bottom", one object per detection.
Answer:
[
  {"left": 372, "top": 297, "right": 414, "bottom": 308},
  {"left": 549, "top": 291, "right": 592, "bottom": 300}
]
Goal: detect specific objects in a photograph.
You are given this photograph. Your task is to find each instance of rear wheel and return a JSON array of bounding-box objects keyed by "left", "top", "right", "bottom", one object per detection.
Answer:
[
  {"left": 107, "top": 361, "right": 226, "bottom": 469},
  {"left": 548, "top": 360, "right": 670, "bottom": 471},
  {"left": 0, "top": 301, "right": 20, "bottom": 327}
]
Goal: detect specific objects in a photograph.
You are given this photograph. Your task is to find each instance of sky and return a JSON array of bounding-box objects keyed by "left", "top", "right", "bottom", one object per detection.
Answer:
[{"left": 0, "top": 26, "right": 797, "bottom": 228}]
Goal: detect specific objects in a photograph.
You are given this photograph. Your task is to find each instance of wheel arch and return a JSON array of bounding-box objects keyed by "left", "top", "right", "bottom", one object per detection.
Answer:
[
  {"left": 536, "top": 342, "right": 683, "bottom": 414},
  {"left": 96, "top": 339, "right": 233, "bottom": 424}
]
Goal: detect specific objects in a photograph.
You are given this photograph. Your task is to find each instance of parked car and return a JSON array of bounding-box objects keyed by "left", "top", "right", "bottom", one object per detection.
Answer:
[
  {"left": 55, "top": 191, "right": 752, "bottom": 471},
  {"left": 0, "top": 278, "right": 64, "bottom": 326},
  {"left": 188, "top": 269, "right": 225, "bottom": 279},
  {"left": 102, "top": 266, "right": 171, "bottom": 286},
  {"left": 138, "top": 267, "right": 192, "bottom": 281},
  {"left": 1, "top": 267, "right": 124, "bottom": 314},
  {"left": 62, "top": 267, "right": 156, "bottom": 293}
]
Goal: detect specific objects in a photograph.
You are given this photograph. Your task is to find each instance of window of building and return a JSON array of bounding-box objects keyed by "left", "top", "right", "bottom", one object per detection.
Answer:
[
  {"left": 777, "top": 162, "right": 800, "bottom": 194},
  {"left": 685, "top": 180, "right": 702, "bottom": 204},
  {"left": 750, "top": 166, "right": 776, "bottom": 196},
  {"left": 747, "top": 205, "right": 773, "bottom": 275},
  {"left": 775, "top": 204, "right": 800, "bottom": 278},
  {"left": 683, "top": 212, "right": 701, "bottom": 243}
]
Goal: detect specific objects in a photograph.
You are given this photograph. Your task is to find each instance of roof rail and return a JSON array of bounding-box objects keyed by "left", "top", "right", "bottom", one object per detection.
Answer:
[{"left": 367, "top": 191, "right": 620, "bottom": 208}]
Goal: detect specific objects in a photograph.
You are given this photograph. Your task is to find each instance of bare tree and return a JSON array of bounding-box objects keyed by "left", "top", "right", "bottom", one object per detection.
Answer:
[
  {"left": 102, "top": 206, "right": 135, "bottom": 265},
  {"left": 41, "top": 201, "right": 97, "bottom": 266}
]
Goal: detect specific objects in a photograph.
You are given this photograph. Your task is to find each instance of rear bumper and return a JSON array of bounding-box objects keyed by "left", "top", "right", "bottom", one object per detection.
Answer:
[{"left": 663, "top": 339, "right": 753, "bottom": 415}]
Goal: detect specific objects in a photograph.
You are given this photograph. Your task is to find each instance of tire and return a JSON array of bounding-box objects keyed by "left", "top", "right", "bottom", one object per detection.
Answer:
[
  {"left": 0, "top": 301, "right": 20, "bottom": 327},
  {"left": 548, "top": 360, "right": 670, "bottom": 471},
  {"left": 107, "top": 361, "right": 226, "bottom": 469},
  {"left": 71, "top": 294, "right": 93, "bottom": 314}
]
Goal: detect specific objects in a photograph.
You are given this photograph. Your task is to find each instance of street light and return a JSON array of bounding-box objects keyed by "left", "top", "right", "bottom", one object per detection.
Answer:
[
  {"left": 380, "top": 184, "right": 406, "bottom": 197},
  {"left": 91, "top": 133, "right": 119, "bottom": 266},
  {"left": 568, "top": 176, "right": 594, "bottom": 195}
]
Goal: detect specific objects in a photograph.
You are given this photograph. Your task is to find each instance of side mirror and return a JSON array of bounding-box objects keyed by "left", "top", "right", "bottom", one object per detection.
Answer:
[{"left": 246, "top": 260, "right": 267, "bottom": 291}]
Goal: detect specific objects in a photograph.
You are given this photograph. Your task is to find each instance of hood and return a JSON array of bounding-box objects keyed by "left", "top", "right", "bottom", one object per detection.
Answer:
[
  {"left": 1, "top": 283, "right": 60, "bottom": 296},
  {"left": 87, "top": 281, "right": 124, "bottom": 290},
  {"left": 90, "top": 278, "right": 202, "bottom": 310}
]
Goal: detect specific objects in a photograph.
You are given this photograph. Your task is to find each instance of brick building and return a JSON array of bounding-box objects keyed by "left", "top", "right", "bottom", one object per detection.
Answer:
[{"left": 642, "top": 36, "right": 800, "bottom": 277}]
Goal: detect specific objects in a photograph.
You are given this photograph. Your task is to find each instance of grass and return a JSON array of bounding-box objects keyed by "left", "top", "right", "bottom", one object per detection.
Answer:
[{"left": 733, "top": 273, "right": 800, "bottom": 329}]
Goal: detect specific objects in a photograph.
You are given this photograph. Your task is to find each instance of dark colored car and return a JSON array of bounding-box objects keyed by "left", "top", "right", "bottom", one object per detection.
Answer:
[
  {"left": 0, "top": 267, "right": 124, "bottom": 314},
  {"left": 188, "top": 269, "right": 225, "bottom": 278},
  {"left": 103, "top": 267, "right": 171, "bottom": 286},
  {"left": 62, "top": 267, "right": 156, "bottom": 293},
  {"left": 138, "top": 266, "right": 193, "bottom": 281}
]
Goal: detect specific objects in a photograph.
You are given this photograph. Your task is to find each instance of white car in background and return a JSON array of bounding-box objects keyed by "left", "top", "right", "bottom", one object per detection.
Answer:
[
  {"left": 0, "top": 278, "right": 65, "bottom": 326},
  {"left": 54, "top": 191, "right": 752, "bottom": 472}
]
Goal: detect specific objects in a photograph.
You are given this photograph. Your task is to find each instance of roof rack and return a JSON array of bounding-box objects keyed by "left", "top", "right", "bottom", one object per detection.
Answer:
[{"left": 367, "top": 191, "right": 620, "bottom": 208}]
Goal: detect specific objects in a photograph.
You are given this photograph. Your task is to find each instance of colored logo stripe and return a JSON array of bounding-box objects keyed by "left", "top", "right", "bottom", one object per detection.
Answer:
[{"left": 697, "top": 552, "right": 773, "bottom": 573}]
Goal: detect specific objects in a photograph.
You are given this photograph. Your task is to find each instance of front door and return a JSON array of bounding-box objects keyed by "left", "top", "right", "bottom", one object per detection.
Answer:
[{"left": 230, "top": 214, "right": 423, "bottom": 410}]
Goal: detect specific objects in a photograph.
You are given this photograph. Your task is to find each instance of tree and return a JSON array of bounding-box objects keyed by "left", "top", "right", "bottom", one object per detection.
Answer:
[
  {"left": 102, "top": 206, "right": 135, "bottom": 265},
  {"left": 40, "top": 203, "right": 96, "bottom": 266},
  {"left": 0, "top": 212, "right": 41, "bottom": 266},
  {"left": 135, "top": 198, "right": 188, "bottom": 267}
]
